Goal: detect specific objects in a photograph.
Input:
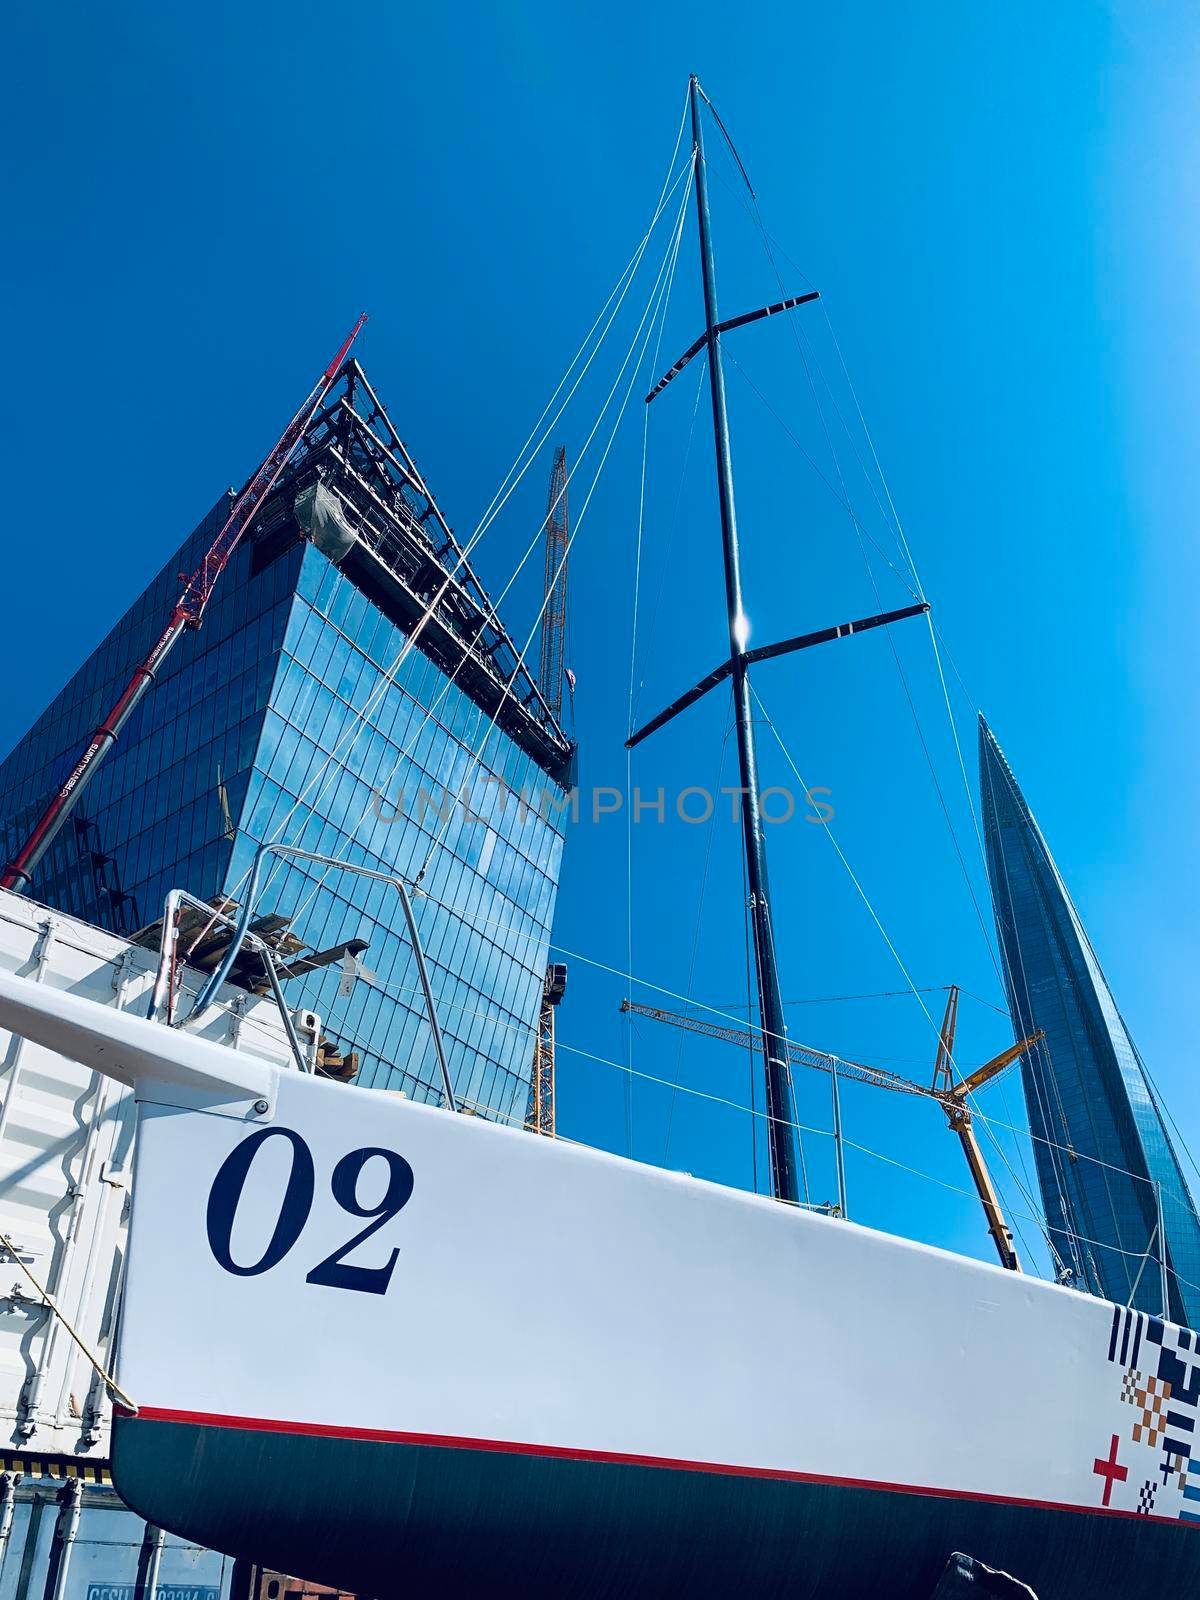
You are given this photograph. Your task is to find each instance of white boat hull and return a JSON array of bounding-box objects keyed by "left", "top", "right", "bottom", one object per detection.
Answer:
[{"left": 1, "top": 968, "right": 1197, "bottom": 1596}]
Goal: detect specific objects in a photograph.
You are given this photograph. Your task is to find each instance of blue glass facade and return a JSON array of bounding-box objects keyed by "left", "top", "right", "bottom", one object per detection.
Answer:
[
  {"left": 0, "top": 495, "right": 275, "bottom": 934},
  {"left": 231, "top": 542, "right": 566, "bottom": 1121},
  {"left": 0, "top": 363, "right": 571, "bottom": 1126},
  {"left": 979, "top": 716, "right": 1200, "bottom": 1326}
]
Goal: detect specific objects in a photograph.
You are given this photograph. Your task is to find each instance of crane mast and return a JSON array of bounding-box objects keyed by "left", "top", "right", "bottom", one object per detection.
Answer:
[
  {"left": 1, "top": 316, "right": 367, "bottom": 895},
  {"left": 931, "top": 986, "right": 1024, "bottom": 1272},
  {"left": 526, "top": 963, "right": 566, "bottom": 1136},
  {"left": 521, "top": 449, "right": 573, "bottom": 1138},
  {"left": 538, "top": 447, "right": 570, "bottom": 724}
]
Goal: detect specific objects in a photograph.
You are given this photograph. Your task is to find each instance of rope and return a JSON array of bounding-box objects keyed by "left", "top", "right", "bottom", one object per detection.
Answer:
[{"left": 0, "top": 1232, "right": 137, "bottom": 1412}]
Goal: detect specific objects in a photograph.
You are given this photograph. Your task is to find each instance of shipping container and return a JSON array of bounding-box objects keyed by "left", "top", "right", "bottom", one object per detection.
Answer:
[
  {"left": 0, "top": 1459, "right": 233, "bottom": 1600},
  {"left": 0, "top": 891, "right": 310, "bottom": 1600}
]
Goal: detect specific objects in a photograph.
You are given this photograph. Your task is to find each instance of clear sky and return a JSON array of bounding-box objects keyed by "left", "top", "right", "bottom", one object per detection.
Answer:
[{"left": 4, "top": 1, "right": 1200, "bottom": 1279}]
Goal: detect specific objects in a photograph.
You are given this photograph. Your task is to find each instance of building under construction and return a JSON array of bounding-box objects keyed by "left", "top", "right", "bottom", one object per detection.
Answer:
[
  {"left": 0, "top": 350, "right": 578, "bottom": 1600},
  {"left": 0, "top": 360, "right": 575, "bottom": 1127}
]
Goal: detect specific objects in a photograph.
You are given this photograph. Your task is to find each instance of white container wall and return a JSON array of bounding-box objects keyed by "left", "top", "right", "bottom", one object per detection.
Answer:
[{"left": 0, "top": 890, "right": 303, "bottom": 1459}]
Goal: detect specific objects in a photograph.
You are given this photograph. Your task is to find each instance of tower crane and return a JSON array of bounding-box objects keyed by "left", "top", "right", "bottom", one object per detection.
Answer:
[
  {"left": 619, "top": 989, "right": 1042, "bottom": 1271},
  {"left": 2, "top": 316, "right": 367, "bottom": 895},
  {"left": 538, "top": 447, "right": 570, "bottom": 724},
  {"left": 524, "top": 450, "right": 571, "bottom": 1136},
  {"left": 929, "top": 986, "right": 1030, "bottom": 1272},
  {"left": 526, "top": 963, "right": 567, "bottom": 1136}
]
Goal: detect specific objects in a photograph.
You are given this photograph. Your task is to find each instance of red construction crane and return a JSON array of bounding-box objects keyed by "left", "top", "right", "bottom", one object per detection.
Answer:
[
  {"left": 2, "top": 316, "right": 367, "bottom": 894},
  {"left": 538, "top": 447, "right": 570, "bottom": 724}
]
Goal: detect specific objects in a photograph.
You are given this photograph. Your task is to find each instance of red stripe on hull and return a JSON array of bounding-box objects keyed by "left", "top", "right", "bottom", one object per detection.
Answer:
[{"left": 125, "top": 1404, "right": 1193, "bottom": 1531}]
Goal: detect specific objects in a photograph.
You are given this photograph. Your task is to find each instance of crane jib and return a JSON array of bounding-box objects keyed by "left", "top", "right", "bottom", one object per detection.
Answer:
[{"left": 0, "top": 315, "right": 368, "bottom": 894}]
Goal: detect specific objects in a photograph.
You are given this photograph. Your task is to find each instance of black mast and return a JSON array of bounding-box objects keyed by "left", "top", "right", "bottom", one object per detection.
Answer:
[{"left": 688, "top": 75, "right": 801, "bottom": 1204}]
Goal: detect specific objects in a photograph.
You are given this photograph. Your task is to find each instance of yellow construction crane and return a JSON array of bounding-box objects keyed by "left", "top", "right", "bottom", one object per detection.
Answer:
[
  {"left": 928, "top": 986, "right": 1039, "bottom": 1271},
  {"left": 619, "top": 987, "right": 1042, "bottom": 1271},
  {"left": 538, "top": 447, "right": 570, "bottom": 724},
  {"left": 526, "top": 963, "right": 567, "bottom": 1136},
  {"left": 524, "top": 446, "right": 572, "bottom": 1136}
]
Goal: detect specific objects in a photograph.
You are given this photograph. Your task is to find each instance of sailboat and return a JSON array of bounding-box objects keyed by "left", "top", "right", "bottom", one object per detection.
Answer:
[{"left": 1, "top": 77, "right": 1198, "bottom": 1600}]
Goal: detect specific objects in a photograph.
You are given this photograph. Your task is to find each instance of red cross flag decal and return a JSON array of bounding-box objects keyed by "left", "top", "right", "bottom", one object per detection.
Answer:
[{"left": 1093, "top": 1433, "right": 1128, "bottom": 1507}]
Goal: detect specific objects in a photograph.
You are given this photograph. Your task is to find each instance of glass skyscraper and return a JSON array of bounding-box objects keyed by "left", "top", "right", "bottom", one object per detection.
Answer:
[
  {"left": 0, "top": 360, "right": 573, "bottom": 1126},
  {"left": 979, "top": 715, "right": 1200, "bottom": 1326}
]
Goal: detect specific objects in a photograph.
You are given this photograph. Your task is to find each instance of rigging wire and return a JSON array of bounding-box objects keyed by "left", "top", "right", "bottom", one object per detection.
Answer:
[
  {"left": 623, "top": 179, "right": 693, "bottom": 1162},
  {"left": 723, "top": 353, "right": 918, "bottom": 597},
  {"left": 659, "top": 715, "right": 745, "bottom": 1175},
  {"left": 703, "top": 154, "right": 918, "bottom": 588},
  {"left": 382, "top": 859, "right": 1168, "bottom": 1215},
  {"left": 630, "top": 354, "right": 708, "bottom": 726},
  {"left": 937, "top": 619, "right": 1199, "bottom": 1235},
  {"left": 817, "top": 312, "right": 1003, "bottom": 989},
  {"left": 547, "top": 1030, "right": 1200, "bottom": 1296},
  {"left": 979, "top": 750, "right": 1093, "bottom": 1286},
  {"left": 816, "top": 312, "right": 994, "bottom": 875},
  {"left": 712, "top": 984, "right": 1005, "bottom": 1012},
  {"left": 729, "top": 348, "right": 1003, "bottom": 990},
  {"left": 386, "top": 859, "right": 1167, "bottom": 1208},
  {"left": 620, "top": 354, "right": 712, "bottom": 1165},
  {"left": 182, "top": 129, "right": 698, "bottom": 961},
  {"left": 273, "top": 167, "right": 698, "bottom": 1098},
  {"left": 920, "top": 628, "right": 1044, "bottom": 1198},
  {"left": 745, "top": 680, "right": 1058, "bottom": 1267},
  {"left": 284, "top": 162, "right": 696, "bottom": 951},
  {"left": 409, "top": 161, "right": 695, "bottom": 891},
  {"left": 741, "top": 822, "right": 760, "bottom": 1195},
  {"left": 275, "top": 155, "right": 697, "bottom": 907},
  {"left": 468, "top": 89, "right": 693, "bottom": 557},
  {"left": 720, "top": 162, "right": 1008, "bottom": 1006}
]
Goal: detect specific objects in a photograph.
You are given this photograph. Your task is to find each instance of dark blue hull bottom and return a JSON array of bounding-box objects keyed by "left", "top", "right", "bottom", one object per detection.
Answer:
[{"left": 112, "top": 1416, "right": 1200, "bottom": 1599}]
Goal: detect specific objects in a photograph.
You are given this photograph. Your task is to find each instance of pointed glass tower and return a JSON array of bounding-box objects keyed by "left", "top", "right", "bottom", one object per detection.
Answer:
[{"left": 979, "top": 716, "right": 1200, "bottom": 1326}]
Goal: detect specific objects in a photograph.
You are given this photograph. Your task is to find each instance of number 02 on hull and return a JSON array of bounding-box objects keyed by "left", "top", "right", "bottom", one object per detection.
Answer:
[{"left": 0, "top": 969, "right": 1198, "bottom": 1600}]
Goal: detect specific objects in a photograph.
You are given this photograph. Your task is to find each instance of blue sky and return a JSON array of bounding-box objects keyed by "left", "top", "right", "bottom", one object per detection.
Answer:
[{"left": 4, "top": 2, "right": 1200, "bottom": 1277}]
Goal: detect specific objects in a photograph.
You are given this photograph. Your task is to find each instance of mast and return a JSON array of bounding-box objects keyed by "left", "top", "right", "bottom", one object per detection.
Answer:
[{"left": 688, "top": 75, "right": 800, "bottom": 1204}]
